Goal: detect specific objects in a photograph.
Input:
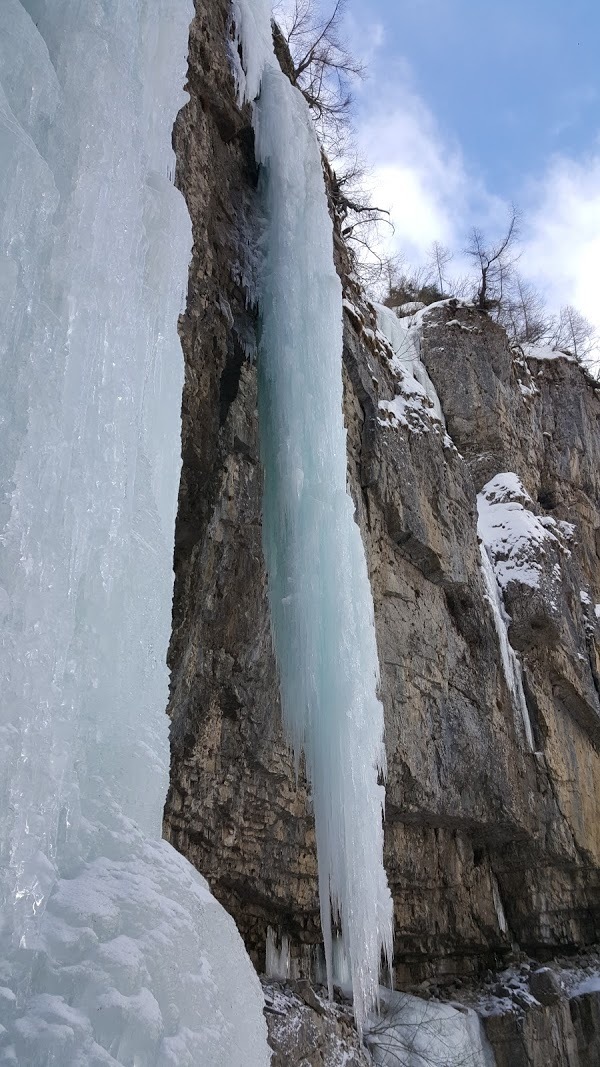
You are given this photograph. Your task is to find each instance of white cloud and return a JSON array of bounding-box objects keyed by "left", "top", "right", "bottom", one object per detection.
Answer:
[
  {"left": 353, "top": 61, "right": 600, "bottom": 344},
  {"left": 344, "top": 13, "right": 384, "bottom": 70},
  {"left": 523, "top": 154, "right": 600, "bottom": 335},
  {"left": 354, "top": 65, "right": 504, "bottom": 268}
]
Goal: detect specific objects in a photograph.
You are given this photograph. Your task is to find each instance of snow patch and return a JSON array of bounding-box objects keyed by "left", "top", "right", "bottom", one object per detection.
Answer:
[
  {"left": 373, "top": 302, "right": 452, "bottom": 444},
  {"left": 524, "top": 344, "right": 576, "bottom": 363},
  {"left": 477, "top": 474, "right": 562, "bottom": 591}
]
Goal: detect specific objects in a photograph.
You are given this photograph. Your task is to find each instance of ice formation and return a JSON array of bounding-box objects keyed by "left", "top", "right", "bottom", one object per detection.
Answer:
[
  {"left": 478, "top": 548, "right": 535, "bottom": 751},
  {"left": 231, "top": 0, "right": 393, "bottom": 1034},
  {"left": 0, "top": 2, "right": 269, "bottom": 1063},
  {"left": 476, "top": 474, "right": 548, "bottom": 750},
  {"left": 266, "top": 928, "right": 292, "bottom": 981},
  {"left": 366, "top": 989, "right": 495, "bottom": 1067}
]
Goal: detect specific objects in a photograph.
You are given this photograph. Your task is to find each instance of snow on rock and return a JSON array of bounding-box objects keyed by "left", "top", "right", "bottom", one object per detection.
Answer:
[
  {"left": 445, "top": 318, "right": 482, "bottom": 333},
  {"left": 373, "top": 303, "right": 451, "bottom": 441},
  {"left": 232, "top": 0, "right": 393, "bottom": 1036},
  {"left": 366, "top": 989, "right": 496, "bottom": 1067},
  {"left": 524, "top": 344, "right": 576, "bottom": 363},
  {"left": 512, "top": 353, "right": 540, "bottom": 400},
  {"left": 477, "top": 474, "right": 568, "bottom": 591},
  {"left": 570, "top": 974, "right": 600, "bottom": 997},
  {"left": 518, "top": 380, "right": 539, "bottom": 399},
  {"left": 264, "top": 982, "right": 371, "bottom": 1066},
  {"left": 395, "top": 300, "right": 425, "bottom": 316},
  {"left": 0, "top": 2, "right": 270, "bottom": 1063}
]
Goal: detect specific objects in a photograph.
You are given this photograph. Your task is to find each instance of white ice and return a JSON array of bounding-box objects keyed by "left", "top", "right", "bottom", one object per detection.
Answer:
[
  {"left": 231, "top": 0, "right": 394, "bottom": 1035},
  {"left": 266, "top": 928, "right": 292, "bottom": 981},
  {"left": 366, "top": 989, "right": 496, "bottom": 1067},
  {"left": 570, "top": 975, "right": 600, "bottom": 997},
  {"left": 478, "top": 547, "right": 535, "bottom": 752},
  {"left": 0, "top": 2, "right": 270, "bottom": 1063}
]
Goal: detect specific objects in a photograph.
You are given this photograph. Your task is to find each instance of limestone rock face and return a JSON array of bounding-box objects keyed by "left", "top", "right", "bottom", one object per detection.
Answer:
[
  {"left": 483, "top": 990, "right": 600, "bottom": 1067},
  {"left": 164, "top": 0, "right": 600, "bottom": 1055},
  {"left": 264, "top": 983, "right": 371, "bottom": 1067}
]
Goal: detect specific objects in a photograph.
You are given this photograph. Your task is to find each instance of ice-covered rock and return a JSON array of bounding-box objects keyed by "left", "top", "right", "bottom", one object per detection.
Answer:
[{"left": 366, "top": 989, "right": 495, "bottom": 1067}]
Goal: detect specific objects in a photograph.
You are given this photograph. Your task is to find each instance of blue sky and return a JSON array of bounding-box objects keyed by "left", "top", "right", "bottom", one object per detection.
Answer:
[
  {"left": 353, "top": 0, "right": 597, "bottom": 194},
  {"left": 340, "top": 0, "right": 600, "bottom": 329}
]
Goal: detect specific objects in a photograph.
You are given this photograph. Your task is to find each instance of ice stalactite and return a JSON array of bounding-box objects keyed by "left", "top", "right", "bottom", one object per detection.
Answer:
[
  {"left": 0, "top": 2, "right": 270, "bottom": 1063},
  {"left": 231, "top": 0, "right": 394, "bottom": 1034},
  {"left": 478, "top": 546, "right": 535, "bottom": 752}
]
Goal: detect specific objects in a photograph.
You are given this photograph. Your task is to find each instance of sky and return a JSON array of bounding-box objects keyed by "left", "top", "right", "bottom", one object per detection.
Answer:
[{"left": 340, "top": 0, "right": 599, "bottom": 333}]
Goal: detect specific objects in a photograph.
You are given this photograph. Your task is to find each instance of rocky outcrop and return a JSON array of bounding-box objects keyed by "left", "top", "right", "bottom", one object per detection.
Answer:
[
  {"left": 264, "top": 982, "right": 370, "bottom": 1066},
  {"left": 164, "top": 1, "right": 600, "bottom": 1061},
  {"left": 482, "top": 988, "right": 600, "bottom": 1067}
]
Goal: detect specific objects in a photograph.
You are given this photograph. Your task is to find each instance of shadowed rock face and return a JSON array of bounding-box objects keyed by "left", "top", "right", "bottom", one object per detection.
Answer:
[{"left": 164, "top": 0, "right": 600, "bottom": 1014}]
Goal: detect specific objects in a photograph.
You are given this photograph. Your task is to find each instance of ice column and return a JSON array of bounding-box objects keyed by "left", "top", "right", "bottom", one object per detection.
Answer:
[
  {"left": 0, "top": 3, "right": 270, "bottom": 1063},
  {"left": 232, "top": 0, "right": 394, "bottom": 1033}
]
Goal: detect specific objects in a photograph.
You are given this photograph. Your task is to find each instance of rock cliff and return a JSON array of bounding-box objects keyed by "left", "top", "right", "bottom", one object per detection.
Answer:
[{"left": 163, "top": 2, "right": 600, "bottom": 1060}]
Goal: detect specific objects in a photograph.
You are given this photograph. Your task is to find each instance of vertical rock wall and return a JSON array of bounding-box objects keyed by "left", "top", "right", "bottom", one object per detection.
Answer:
[{"left": 165, "top": 0, "right": 600, "bottom": 1005}]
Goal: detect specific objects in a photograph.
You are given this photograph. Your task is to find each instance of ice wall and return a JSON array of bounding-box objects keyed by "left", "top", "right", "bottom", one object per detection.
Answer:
[
  {"left": 0, "top": 2, "right": 270, "bottom": 1063},
  {"left": 231, "top": 0, "right": 393, "bottom": 1035}
]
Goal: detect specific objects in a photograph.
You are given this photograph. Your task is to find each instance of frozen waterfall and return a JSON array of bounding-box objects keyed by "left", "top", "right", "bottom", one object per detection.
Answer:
[
  {"left": 232, "top": 0, "right": 394, "bottom": 1034},
  {"left": 478, "top": 548, "right": 535, "bottom": 752},
  {"left": 0, "top": 2, "right": 270, "bottom": 1064}
]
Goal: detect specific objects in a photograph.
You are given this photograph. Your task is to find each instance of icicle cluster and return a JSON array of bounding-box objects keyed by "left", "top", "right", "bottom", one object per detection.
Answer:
[
  {"left": 0, "top": 3, "right": 269, "bottom": 1063},
  {"left": 231, "top": 0, "right": 394, "bottom": 1033}
]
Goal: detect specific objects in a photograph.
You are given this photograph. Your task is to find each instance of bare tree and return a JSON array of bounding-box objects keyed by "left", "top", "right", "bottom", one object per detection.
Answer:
[
  {"left": 274, "top": 0, "right": 365, "bottom": 154},
  {"left": 383, "top": 257, "right": 448, "bottom": 310},
  {"left": 465, "top": 207, "right": 521, "bottom": 311},
  {"left": 426, "top": 241, "right": 453, "bottom": 298},
  {"left": 550, "top": 304, "right": 597, "bottom": 362},
  {"left": 499, "top": 274, "right": 551, "bottom": 345},
  {"left": 330, "top": 157, "right": 391, "bottom": 241},
  {"left": 365, "top": 992, "right": 484, "bottom": 1067}
]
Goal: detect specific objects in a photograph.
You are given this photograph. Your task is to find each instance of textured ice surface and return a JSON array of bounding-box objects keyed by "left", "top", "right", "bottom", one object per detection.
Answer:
[
  {"left": 232, "top": 0, "right": 393, "bottom": 1035},
  {"left": 0, "top": 2, "right": 269, "bottom": 1063},
  {"left": 366, "top": 990, "right": 496, "bottom": 1067}
]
